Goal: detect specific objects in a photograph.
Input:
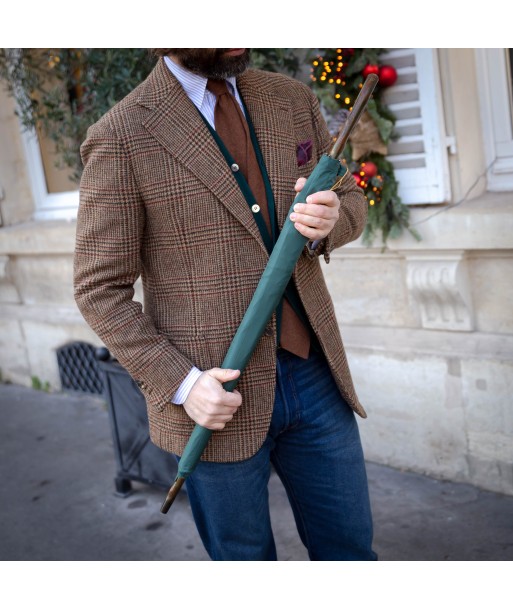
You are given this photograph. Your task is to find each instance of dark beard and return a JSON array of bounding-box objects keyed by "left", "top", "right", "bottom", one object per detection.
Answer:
[{"left": 167, "top": 48, "right": 250, "bottom": 79}]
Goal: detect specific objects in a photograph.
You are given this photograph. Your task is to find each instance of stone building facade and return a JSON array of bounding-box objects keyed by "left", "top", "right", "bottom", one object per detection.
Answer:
[{"left": 1, "top": 49, "right": 512, "bottom": 495}]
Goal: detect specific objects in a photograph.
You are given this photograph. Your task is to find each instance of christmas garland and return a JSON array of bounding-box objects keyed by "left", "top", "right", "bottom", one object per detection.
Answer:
[
  {"left": 2, "top": 48, "right": 421, "bottom": 247},
  {"left": 310, "top": 48, "right": 421, "bottom": 247}
]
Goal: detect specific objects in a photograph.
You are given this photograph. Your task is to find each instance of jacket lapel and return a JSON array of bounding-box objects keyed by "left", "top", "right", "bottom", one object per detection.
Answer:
[{"left": 137, "top": 59, "right": 266, "bottom": 252}]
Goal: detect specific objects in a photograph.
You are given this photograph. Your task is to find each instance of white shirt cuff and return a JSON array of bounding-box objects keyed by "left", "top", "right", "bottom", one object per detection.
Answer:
[{"left": 171, "top": 366, "right": 203, "bottom": 405}]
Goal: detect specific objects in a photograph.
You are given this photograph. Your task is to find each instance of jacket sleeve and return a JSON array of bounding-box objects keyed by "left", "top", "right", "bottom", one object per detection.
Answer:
[
  {"left": 74, "top": 118, "right": 194, "bottom": 412},
  {"left": 305, "top": 87, "right": 368, "bottom": 263}
]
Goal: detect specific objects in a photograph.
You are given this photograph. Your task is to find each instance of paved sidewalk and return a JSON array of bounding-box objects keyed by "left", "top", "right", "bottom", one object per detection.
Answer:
[{"left": 1, "top": 383, "right": 512, "bottom": 561}]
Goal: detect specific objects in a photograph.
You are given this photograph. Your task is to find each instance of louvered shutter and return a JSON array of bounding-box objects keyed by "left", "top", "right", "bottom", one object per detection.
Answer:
[{"left": 381, "top": 48, "right": 451, "bottom": 204}]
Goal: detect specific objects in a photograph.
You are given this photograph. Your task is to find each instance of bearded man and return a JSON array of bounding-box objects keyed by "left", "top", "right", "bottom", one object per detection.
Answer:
[{"left": 74, "top": 48, "right": 377, "bottom": 561}]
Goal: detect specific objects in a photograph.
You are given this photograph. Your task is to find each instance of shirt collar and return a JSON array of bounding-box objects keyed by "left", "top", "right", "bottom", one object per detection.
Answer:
[{"left": 164, "top": 55, "right": 238, "bottom": 109}]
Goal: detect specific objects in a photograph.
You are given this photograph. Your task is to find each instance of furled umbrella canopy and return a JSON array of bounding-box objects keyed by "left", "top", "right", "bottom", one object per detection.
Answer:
[{"left": 161, "top": 74, "right": 379, "bottom": 514}]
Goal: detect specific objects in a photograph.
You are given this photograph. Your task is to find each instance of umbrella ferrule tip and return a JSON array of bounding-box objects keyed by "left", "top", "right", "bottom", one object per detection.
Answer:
[{"left": 160, "top": 477, "right": 186, "bottom": 514}]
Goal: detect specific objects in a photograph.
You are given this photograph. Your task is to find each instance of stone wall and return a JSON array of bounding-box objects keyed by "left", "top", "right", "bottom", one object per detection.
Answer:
[
  {"left": 1, "top": 50, "right": 512, "bottom": 496},
  {"left": 324, "top": 193, "right": 513, "bottom": 495}
]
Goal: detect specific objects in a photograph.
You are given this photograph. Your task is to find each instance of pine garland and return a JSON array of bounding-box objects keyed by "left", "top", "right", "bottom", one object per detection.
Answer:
[
  {"left": 310, "top": 48, "right": 421, "bottom": 247},
  {"left": 1, "top": 48, "right": 421, "bottom": 246}
]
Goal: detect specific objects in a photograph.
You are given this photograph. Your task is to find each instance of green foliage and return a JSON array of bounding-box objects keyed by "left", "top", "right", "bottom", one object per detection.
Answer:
[
  {"left": 31, "top": 375, "right": 51, "bottom": 392},
  {"left": 250, "top": 49, "right": 300, "bottom": 76},
  {"left": 366, "top": 98, "right": 395, "bottom": 144},
  {"left": 356, "top": 154, "right": 421, "bottom": 247},
  {"left": 0, "top": 47, "right": 421, "bottom": 247},
  {"left": 0, "top": 48, "right": 155, "bottom": 182},
  {"left": 310, "top": 48, "right": 421, "bottom": 247},
  {"left": 0, "top": 48, "right": 299, "bottom": 183}
]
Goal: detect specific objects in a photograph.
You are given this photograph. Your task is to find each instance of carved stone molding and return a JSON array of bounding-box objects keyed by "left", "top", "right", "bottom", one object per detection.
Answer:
[{"left": 405, "top": 250, "right": 474, "bottom": 331}]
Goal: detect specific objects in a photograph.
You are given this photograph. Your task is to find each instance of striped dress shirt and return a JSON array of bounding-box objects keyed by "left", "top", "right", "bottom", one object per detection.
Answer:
[{"left": 163, "top": 56, "right": 245, "bottom": 127}]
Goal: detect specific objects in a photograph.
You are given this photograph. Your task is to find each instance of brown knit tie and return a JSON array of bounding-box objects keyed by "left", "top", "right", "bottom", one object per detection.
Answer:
[{"left": 207, "top": 79, "right": 311, "bottom": 359}]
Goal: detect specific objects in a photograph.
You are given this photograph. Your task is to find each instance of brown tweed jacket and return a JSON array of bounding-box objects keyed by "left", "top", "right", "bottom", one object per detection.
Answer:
[{"left": 74, "top": 57, "right": 368, "bottom": 462}]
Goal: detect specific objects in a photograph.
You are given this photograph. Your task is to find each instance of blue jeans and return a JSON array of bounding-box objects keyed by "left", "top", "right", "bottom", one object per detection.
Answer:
[{"left": 183, "top": 347, "right": 377, "bottom": 561}]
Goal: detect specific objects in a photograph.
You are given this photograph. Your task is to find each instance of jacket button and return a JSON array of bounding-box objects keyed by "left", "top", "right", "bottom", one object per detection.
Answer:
[
  {"left": 231, "top": 163, "right": 239, "bottom": 172},
  {"left": 264, "top": 326, "right": 273, "bottom": 337}
]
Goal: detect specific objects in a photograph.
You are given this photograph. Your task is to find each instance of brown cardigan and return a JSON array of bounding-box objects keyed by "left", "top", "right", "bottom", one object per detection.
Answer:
[{"left": 74, "top": 58, "right": 368, "bottom": 462}]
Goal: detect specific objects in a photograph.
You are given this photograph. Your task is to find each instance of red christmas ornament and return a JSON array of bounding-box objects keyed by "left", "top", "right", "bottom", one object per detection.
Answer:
[
  {"left": 352, "top": 173, "right": 364, "bottom": 188},
  {"left": 379, "top": 65, "right": 398, "bottom": 87},
  {"left": 362, "top": 64, "right": 379, "bottom": 78},
  {"left": 361, "top": 161, "right": 378, "bottom": 178}
]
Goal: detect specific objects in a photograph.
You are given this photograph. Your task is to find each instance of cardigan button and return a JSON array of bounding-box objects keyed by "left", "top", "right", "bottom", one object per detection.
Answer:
[
  {"left": 251, "top": 204, "right": 260, "bottom": 213},
  {"left": 231, "top": 163, "right": 239, "bottom": 172}
]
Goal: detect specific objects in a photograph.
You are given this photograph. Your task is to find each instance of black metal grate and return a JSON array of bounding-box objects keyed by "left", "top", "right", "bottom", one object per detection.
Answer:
[
  {"left": 98, "top": 358, "right": 178, "bottom": 494},
  {"left": 56, "top": 341, "right": 104, "bottom": 394}
]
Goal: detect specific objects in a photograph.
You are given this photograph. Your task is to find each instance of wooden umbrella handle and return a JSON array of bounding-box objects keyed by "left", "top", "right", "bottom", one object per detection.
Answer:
[{"left": 329, "top": 73, "right": 379, "bottom": 160}]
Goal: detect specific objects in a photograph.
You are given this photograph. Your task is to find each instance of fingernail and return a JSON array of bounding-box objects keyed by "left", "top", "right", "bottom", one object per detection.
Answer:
[
  {"left": 294, "top": 204, "right": 299, "bottom": 212},
  {"left": 306, "top": 196, "right": 312, "bottom": 204},
  {"left": 290, "top": 213, "right": 296, "bottom": 220}
]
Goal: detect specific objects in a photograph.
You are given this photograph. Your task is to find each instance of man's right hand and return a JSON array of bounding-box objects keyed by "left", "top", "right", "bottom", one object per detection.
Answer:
[{"left": 182, "top": 368, "right": 242, "bottom": 430}]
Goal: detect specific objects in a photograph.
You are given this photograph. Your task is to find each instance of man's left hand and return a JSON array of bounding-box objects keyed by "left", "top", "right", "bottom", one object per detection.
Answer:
[{"left": 289, "top": 177, "right": 340, "bottom": 241}]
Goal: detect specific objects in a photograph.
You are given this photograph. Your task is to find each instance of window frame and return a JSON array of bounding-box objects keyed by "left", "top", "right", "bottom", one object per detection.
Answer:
[
  {"left": 476, "top": 48, "right": 513, "bottom": 192},
  {"left": 20, "top": 125, "right": 79, "bottom": 221}
]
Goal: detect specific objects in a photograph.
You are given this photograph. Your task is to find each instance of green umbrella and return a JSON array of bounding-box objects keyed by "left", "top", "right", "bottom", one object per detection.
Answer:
[{"left": 160, "top": 74, "right": 378, "bottom": 514}]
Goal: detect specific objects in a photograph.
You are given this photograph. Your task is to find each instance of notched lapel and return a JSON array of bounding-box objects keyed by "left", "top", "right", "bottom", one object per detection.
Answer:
[{"left": 138, "top": 60, "right": 267, "bottom": 253}]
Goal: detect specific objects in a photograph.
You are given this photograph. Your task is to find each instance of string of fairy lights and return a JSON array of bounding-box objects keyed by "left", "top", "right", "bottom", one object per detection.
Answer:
[
  {"left": 310, "top": 49, "right": 365, "bottom": 109},
  {"left": 310, "top": 48, "right": 399, "bottom": 211}
]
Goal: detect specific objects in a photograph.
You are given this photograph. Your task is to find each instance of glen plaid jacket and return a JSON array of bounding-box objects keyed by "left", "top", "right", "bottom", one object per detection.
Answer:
[{"left": 74, "top": 57, "right": 368, "bottom": 462}]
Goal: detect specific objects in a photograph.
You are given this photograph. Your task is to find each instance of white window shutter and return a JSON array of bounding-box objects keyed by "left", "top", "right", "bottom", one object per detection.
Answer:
[{"left": 381, "top": 48, "right": 451, "bottom": 204}]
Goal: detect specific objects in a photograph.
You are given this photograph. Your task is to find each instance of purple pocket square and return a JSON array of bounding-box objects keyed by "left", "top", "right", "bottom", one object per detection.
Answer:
[{"left": 296, "top": 139, "right": 313, "bottom": 167}]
